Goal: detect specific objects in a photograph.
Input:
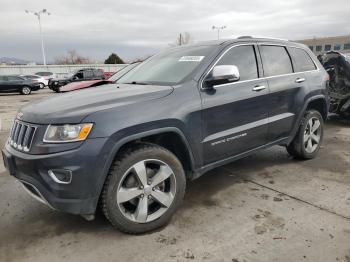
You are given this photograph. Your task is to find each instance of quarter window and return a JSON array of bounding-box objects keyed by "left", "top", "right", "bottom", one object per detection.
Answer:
[
  {"left": 216, "top": 45, "right": 258, "bottom": 81},
  {"left": 288, "top": 47, "right": 317, "bottom": 72},
  {"left": 260, "top": 45, "right": 293, "bottom": 77}
]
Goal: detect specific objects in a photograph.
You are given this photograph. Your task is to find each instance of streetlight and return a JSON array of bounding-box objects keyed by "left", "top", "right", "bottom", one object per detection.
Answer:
[
  {"left": 25, "top": 9, "right": 51, "bottom": 66},
  {"left": 212, "top": 25, "right": 226, "bottom": 40}
]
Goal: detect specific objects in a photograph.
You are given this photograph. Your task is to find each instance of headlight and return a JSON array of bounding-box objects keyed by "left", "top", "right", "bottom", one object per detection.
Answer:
[{"left": 43, "top": 123, "right": 93, "bottom": 143}]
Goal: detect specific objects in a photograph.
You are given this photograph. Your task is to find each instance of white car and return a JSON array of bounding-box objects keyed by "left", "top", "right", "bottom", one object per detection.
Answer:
[{"left": 21, "top": 75, "right": 48, "bottom": 88}]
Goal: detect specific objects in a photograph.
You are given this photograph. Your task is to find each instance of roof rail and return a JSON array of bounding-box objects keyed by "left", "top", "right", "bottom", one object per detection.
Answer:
[
  {"left": 237, "top": 36, "right": 253, "bottom": 39},
  {"left": 256, "top": 36, "right": 290, "bottom": 42}
]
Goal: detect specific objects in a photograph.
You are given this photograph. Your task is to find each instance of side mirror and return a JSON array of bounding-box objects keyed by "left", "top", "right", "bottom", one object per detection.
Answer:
[{"left": 204, "top": 65, "right": 240, "bottom": 88}]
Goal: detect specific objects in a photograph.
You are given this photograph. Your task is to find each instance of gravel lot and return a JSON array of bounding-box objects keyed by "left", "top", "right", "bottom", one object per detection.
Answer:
[{"left": 1, "top": 89, "right": 350, "bottom": 262}]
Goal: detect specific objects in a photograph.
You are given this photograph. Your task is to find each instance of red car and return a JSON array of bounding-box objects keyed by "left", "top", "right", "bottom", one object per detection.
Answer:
[{"left": 59, "top": 63, "right": 140, "bottom": 92}]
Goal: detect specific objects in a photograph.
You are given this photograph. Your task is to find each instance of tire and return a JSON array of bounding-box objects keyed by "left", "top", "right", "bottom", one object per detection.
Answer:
[
  {"left": 287, "top": 110, "right": 324, "bottom": 159},
  {"left": 39, "top": 83, "right": 45, "bottom": 89},
  {"left": 102, "top": 143, "right": 186, "bottom": 234},
  {"left": 20, "top": 86, "right": 32, "bottom": 95}
]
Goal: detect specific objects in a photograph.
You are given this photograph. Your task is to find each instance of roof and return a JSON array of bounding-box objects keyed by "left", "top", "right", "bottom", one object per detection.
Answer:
[{"left": 190, "top": 36, "right": 301, "bottom": 47}]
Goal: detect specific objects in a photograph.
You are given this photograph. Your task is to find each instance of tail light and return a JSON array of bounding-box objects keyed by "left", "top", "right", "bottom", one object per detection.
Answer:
[{"left": 324, "top": 73, "right": 330, "bottom": 82}]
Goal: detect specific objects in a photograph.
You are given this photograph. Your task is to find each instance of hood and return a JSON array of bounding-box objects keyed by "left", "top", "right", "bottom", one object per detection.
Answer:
[
  {"left": 19, "top": 83, "right": 173, "bottom": 124},
  {"left": 60, "top": 79, "right": 112, "bottom": 92}
]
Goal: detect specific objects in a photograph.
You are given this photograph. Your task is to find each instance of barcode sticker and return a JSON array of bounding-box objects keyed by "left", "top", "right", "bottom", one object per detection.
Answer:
[{"left": 179, "top": 56, "right": 205, "bottom": 62}]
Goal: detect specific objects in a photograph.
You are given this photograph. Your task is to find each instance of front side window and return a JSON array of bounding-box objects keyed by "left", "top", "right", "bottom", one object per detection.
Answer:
[
  {"left": 260, "top": 45, "right": 293, "bottom": 77},
  {"left": 289, "top": 47, "right": 317, "bottom": 72},
  {"left": 119, "top": 45, "right": 216, "bottom": 86},
  {"left": 215, "top": 45, "right": 258, "bottom": 81}
]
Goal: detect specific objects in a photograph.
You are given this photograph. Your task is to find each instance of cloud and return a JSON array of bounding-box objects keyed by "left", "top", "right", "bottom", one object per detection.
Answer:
[{"left": 0, "top": 0, "right": 349, "bottom": 63}]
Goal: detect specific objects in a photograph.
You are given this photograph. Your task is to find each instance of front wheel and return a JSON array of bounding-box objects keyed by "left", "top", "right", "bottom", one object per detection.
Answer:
[
  {"left": 287, "top": 110, "right": 324, "bottom": 159},
  {"left": 102, "top": 143, "right": 186, "bottom": 234},
  {"left": 20, "top": 86, "right": 32, "bottom": 95}
]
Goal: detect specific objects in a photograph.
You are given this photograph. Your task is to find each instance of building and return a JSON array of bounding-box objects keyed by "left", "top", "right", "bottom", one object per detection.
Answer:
[{"left": 298, "top": 35, "right": 350, "bottom": 56}]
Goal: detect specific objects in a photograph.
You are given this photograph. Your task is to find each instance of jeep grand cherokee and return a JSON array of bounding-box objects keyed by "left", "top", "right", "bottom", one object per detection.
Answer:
[{"left": 2, "top": 37, "right": 329, "bottom": 234}]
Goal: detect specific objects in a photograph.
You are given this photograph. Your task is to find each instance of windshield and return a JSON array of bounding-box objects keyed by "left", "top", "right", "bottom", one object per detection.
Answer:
[
  {"left": 118, "top": 45, "right": 215, "bottom": 86},
  {"left": 109, "top": 63, "right": 140, "bottom": 81}
]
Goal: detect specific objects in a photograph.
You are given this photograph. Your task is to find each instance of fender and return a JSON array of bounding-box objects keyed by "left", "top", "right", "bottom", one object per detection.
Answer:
[
  {"left": 287, "top": 94, "right": 328, "bottom": 145},
  {"left": 91, "top": 126, "right": 196, "bottom": 211}
]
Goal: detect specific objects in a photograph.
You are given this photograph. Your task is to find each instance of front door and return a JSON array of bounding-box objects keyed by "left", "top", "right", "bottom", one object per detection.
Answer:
[{"left": 201, "top": 44, "right": 270, "bottom": 165}]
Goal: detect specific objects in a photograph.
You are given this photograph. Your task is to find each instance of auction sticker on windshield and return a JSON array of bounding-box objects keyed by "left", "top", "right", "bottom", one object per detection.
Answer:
[{"left": 179, "top": 56, "right": 205, "bottom": 62}]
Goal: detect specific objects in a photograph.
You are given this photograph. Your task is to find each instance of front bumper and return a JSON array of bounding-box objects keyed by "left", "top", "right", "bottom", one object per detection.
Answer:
[{"left": 2, "top": 137, "right": 109, "bottom": 215}]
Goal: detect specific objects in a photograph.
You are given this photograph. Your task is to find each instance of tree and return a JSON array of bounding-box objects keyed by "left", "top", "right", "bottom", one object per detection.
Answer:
[
  {"left": 54, "top": 49, "right": 92, "bottom": 64},
  {"left": 104, "top": 53, "right": 124, "bottom": 64}
]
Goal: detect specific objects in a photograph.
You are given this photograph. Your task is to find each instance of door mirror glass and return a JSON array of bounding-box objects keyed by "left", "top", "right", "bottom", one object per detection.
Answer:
[{"left": 204, "top": 65, "right": 240, "bottom": 88}]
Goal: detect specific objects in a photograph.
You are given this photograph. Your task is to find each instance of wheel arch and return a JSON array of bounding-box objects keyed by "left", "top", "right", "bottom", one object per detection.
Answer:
[
  {"left": 287, "top": 95, "right": 328, "bottom": 145},
  {"left": 92, "top": 127, "right": 196, "bottom": 213}
]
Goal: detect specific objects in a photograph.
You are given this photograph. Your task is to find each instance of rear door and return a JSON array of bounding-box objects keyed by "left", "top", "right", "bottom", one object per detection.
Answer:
[
  {"left": 201, "top": 44, "right": 270, "bottom": 165},
  {"left": 259, "top": 44, "right": 308, "bottom": 142}
]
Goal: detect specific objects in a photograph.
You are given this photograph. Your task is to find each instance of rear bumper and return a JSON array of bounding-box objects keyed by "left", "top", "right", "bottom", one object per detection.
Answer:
[{"left": 2, "top": 137, "right": 109, "bottom": 215}]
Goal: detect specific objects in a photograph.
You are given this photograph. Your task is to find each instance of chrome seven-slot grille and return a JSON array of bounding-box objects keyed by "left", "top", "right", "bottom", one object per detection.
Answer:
[{"left": 8, "top": 121, "right": 37, "bottom": 152}]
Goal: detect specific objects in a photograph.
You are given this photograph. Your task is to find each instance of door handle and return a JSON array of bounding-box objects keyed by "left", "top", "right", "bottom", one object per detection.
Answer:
[
  {"left": 295, "top": 78, "right": 306, "bottom": 83},
  {"left": 252, "top": 85, "right": 266, "bottom": 91}
]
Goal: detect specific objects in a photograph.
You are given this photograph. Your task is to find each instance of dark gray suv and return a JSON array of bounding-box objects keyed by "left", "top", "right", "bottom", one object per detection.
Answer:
[{"left": 2, "top": 37, "right": 329, "bottom": 234}]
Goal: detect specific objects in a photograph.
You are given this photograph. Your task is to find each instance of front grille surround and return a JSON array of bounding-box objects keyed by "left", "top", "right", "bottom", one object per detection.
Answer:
[{"left": 9, "top": 120, "right": 37, "bottom": 152}]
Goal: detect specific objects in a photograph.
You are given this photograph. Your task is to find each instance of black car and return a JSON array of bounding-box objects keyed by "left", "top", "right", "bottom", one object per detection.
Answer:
[
  {"left": 319, "top": 51, "right": 350, "bottom": 117},
  {"left": 3, "top": 37, "right": 329, "bottom": 234},
  {"left": 48, "top": 68, "right": 105, "bottom": 92},
  {"left": 0, "top": 75, "right": 41, "bottom": 95}
]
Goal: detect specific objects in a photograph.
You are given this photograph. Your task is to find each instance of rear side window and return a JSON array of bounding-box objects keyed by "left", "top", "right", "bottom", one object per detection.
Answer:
[
  {"left": 216, "top": 45, "right": 258, "bottom": 81},
  {"left": 288, "top": 47, "right": 317, "bottom": 72},
  {"left": 260, "top": 45, "right": 293, "bottom": 77},
  {"left": 83, "top": 70, "right": 93, "bottom": 78}
]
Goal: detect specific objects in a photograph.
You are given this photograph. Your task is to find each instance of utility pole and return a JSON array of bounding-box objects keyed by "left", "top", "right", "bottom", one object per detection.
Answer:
[
  {"left": 25, "top": 9, "right": 51, "bottom": 66},
  {"left": 212, "top": 25, "right": 226, "bottom": 40}
]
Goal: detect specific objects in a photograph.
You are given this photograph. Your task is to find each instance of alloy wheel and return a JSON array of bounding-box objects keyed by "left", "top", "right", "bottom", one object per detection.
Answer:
[
  {"left": 116, "top": 159, "right": 176, "bottom": 223},
  {"left": 303, "top": 117, "right": 321, "bottom": 153},
  {"left": 22, "top": 87, "right": 31, "bottom": 95}
]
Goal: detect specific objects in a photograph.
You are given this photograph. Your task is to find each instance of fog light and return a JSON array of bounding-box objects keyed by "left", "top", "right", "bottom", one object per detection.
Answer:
[{"left": 48, "top": 169, "right": 72, "bottom": 184}]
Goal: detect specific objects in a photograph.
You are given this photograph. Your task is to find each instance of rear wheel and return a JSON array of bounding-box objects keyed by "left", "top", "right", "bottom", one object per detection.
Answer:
[
  {"left": 102, "top": 143, "right": 186, "bottom": 234},
  {"left": 39, "top": 83, "right": 45, "bottom": 89},
  {"left": 20, "top": 86, "right": 31, "bottom": 95},
  {"left": 287, "top": 110, "right": 324, "bottom": 159}
]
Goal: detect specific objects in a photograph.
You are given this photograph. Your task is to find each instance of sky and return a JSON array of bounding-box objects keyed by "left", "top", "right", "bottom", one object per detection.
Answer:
[{"left": 0, "top": 0, "right": 349, "bottom": 63}]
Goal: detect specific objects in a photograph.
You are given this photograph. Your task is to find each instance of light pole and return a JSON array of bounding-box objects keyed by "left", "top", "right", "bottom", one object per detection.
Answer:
[
  {"left": 25, "top": 9, "right": 51, "bottom": 66},
  {"left": 212, "top": 25, "right": 226, "bottom": 40}
]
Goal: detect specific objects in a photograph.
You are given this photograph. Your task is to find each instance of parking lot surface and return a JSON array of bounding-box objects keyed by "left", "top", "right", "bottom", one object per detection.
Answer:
[{"left": 0, "top": 90, "right": 350, "bottom": 262}]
